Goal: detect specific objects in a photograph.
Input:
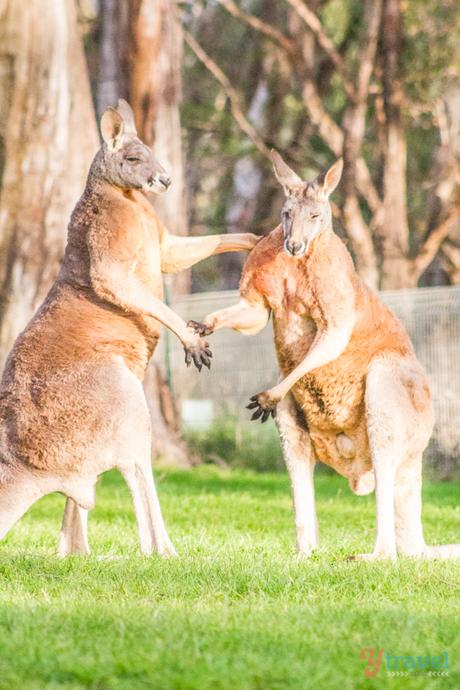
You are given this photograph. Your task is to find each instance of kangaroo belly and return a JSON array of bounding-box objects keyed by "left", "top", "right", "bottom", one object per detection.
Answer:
[{"left": 291, "top": 357, "right": 366, "bottom": 429}]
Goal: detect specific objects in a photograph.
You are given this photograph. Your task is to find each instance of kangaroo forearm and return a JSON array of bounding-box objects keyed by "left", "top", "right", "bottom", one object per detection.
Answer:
[
  {"left": 161, "top": 233, "right": 259, "bottom": 273},
  {"left": 274, "top": 328, "right": 352, "bottom": 399},
  {"left": 210, "top": 233, "right": 260, "bottom": 254},
  {"left": 92, "top": 270, "right": 190, "bottom": 343},
  {"left": 205, "top": 299, "right": 269, "bottom": 335}
]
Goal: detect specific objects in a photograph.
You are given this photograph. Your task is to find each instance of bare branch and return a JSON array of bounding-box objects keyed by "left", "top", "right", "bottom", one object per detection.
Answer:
[
  {"left": 341, "top": 0, "right": 383, "bottom": 267},
  {"left": 440, "top": 241, "right": 460, "bottom": 283},
  {"left": 342, "top": 0, "right": 382, "bottom": 172},
  {"left": 341, "top": 196, "right": 379, "bottom": 289},
  {"left": 356, "top": 160, "right": 382, "bottom": 217},
  {"left": 354, "top": 0, "right": 382, "bottom": 102},
  {"left": 301, "top": 81, "right": 382, "bottom": 215},
  {"left": 410, "top": 207, "right": 460, "bottom": 280},
  {"left": 217, "top": 0, "right": 296, "bottom": 56},
  {"left": 285, "top": 0, "right": 353, "bottom": 97},
  {"left": 183, "top": 29, "right": 271, "bottom": 159}
]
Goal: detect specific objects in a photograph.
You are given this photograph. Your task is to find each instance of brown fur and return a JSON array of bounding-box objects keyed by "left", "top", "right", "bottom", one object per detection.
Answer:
[
  {"left": 193, "top": 153, "right": 460, "bottom": 559},
  {"left": 0, "top": 183, "right": 163, "bottom": 474},
  {"left": 0, "top": 100, "right": 259, "bottom": 555},
  {"left": 239, "top": 225, "right": 426, "bottom": 484}
]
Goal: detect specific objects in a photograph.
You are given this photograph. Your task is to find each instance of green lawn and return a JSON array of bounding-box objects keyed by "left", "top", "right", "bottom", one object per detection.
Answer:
[{"left": 0, "top": 467, "right": 459, "bottom": 690}]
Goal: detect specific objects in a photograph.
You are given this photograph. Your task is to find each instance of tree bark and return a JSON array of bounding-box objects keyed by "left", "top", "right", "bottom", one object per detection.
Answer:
[
  {"left": 379, "top": 0, "right": 411, "bottom": 288},
  {"left": 341, "top": 0, "right": 382, "bottom": 291},
  {"left": 0, "top": 0, "right": 98, "bottom": 368},
  {"left": 127, "top": 0, "right": 188, "bottom": 297},
  {"left": 143, "top": 360, "right": 190, "bottom": 468},
  {"left": 97, "top": 0, "right": 128, "bottom": 118}
]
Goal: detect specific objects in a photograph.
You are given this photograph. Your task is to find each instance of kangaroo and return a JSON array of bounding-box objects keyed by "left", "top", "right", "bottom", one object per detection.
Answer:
[
  {"left": 0, "top": 100, "right": 259, "bottom": 557},
  {"left": 190, "top": 150, "right": 460, "bottom": 560}
]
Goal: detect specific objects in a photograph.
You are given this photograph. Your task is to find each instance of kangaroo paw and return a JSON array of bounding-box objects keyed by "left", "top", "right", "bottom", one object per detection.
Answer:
[{"left": 187, "top": 320, "right": 214, "bottom": 337}]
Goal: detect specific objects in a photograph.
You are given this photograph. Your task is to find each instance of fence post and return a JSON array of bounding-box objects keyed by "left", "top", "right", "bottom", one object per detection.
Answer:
[{"left": 163, "top": 276, "right": 174, "bottom": 395}]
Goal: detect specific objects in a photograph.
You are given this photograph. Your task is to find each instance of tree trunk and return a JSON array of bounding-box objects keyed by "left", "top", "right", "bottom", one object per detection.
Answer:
[
  {"left": 143, "top": 361, "right": 189, "bottom": 468},
  {"left": 127, "top": 0, "right": 188, "bottom": 297},
  {"left": 341, "top": 0, "right": 382, "bottom": 291},
  {"left": 379, "top": 0, "right": 411, "bottom": 289},
  {"left": 0, "top": 0, "right": 98, "bottom": 368},
  {"left": 97, "top": 0, "right": 128, "bottom": 118},
  {"left": 422, "top": 88, "right": 460, "bottom": 284},
  {"left": 220, "top": 78, "right": 268, "bottom": 289}
]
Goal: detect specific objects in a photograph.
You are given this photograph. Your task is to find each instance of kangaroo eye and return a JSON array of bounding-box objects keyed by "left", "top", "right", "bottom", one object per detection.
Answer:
[
  {"left": 125, "top": 156, "right": 140, "bottom": 163},
  {"left": 311, "top": 213, "right": 319, "bottom": 219}
]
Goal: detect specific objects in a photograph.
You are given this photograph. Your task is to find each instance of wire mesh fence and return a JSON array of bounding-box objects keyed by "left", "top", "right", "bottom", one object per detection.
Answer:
[{"left": 161, "top": 285, "right": 460, "bottom": 477}]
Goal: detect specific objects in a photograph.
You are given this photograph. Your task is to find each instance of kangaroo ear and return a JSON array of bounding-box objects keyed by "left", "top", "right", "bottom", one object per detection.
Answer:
[
  {"left": 100, "top": 107, "right": 125, "bottom": 151},
  {"left": 316, "top": 158, "right": 343, "bottom": 197},
  {"left": 115, "top": 99, "right": 137, "bottom": 135},
  {"left": 270, "top": 149, "right": 303, "bottom": 193}
]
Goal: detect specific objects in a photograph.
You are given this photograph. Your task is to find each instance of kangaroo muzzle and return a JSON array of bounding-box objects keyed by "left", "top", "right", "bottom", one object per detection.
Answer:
[{"left": 284, "top": 239, "right": 306, "bottom": 257}]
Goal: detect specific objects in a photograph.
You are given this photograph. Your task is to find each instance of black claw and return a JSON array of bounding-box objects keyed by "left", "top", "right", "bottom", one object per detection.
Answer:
[
  {"left": 271, "top": 408, "right": 276, "bottom": 418},
  {"left": 205, "top": 348, "right": 213, "bottom": 358},
  {"left": 251, "top": 407, "right": 263, "bottom": 421},
  {"left": 246, "top": 401, "right": 259, "bottom": 410},
  {"left": 261, "top": 410, "right": 270, "bottom": 423},
  {"left": 186, "top": 319, "right": 213, "bottom": 337},
  {"left": 185, "top": 351, "right": 192, "bottom": 366},
  {"left": 201, "top": 355, "right": 211, "bottom": 369},
  {"left": 187, "top": 319, "right": 200, "bottom": 332},
  {"left": 192, "top": 353, "right": 202, "bottom": 371},
  {"left": 249, "top": 394, "right": 258, "bottom": 402}
]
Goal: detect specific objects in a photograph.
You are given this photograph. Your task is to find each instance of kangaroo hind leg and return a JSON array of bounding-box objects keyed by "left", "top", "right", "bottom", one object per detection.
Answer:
[
  {"left": 276, "top": 394, "right": 318, "bottom": 556},
  {"left": 394, "top": 455, "right": 426, "bottom": 556},
  {"left": 352, "top": 360, "right": 409, "bottom": 561},
  {"left": 114, "top": 362, "right": 177, "bottom": 556},
  {"left": 121, "top": 457, "right": 177, "bottom": 557},
  {"left": 59, "top": 499, "right": 90, "bottom": 556}
]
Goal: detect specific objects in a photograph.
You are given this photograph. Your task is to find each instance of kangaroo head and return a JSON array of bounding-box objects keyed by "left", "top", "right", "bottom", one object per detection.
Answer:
[
  {"left": 270, "top": 150, "right": 343, "bottom": 258},
  {"left": 99, "top": 99, "right": 171, "bottom": 195}
]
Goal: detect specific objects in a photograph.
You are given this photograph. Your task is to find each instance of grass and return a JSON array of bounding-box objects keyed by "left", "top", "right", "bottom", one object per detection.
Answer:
[{"left": 0, "top": 467, "right": 459, "bottom": 690}]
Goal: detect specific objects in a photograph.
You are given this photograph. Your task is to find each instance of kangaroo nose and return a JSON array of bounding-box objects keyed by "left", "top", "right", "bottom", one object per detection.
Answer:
[
  {"left": 158, "top": 173, "right": 171, "bottom": 189},
  {"left": 285, "top": 240, "right": 305, "bottom": 257}
]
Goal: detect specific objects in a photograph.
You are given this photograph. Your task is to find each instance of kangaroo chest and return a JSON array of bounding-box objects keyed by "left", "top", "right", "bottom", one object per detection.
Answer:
[
  {"left": 262, "top": 261, "right": 318, "bottom": 369},
  {"left": 259, "top": 258, "right": 366, "bottom": 431}
]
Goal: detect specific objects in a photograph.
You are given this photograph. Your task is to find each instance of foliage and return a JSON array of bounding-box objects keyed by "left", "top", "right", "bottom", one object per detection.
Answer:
[
  {"left": 402, "top": 0, "right": 460, "bottom": 105},
  {"left": 0, "top": 467, "right": 459, "bottom": 689},
  {"left": 181, "top": 0, "right": 460, "bottom": 290},
  {"left": 185, "top": 417, "right": 284, "bottom": 472}
]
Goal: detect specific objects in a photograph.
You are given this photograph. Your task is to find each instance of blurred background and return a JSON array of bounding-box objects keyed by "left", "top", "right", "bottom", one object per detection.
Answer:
[{"left": 0, "top": 0, "right": 459, "bottom": 476}]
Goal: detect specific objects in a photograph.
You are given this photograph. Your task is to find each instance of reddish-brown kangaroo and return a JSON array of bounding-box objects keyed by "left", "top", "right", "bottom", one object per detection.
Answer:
[
  {"left": 0, "top": 100, "right": 259, "bottom": 557},
  {"left": 191, "top": 150, "right": 460, "bottom": 560}
]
